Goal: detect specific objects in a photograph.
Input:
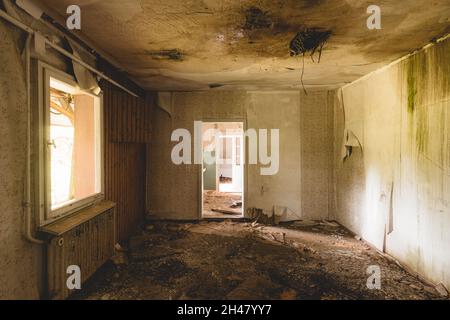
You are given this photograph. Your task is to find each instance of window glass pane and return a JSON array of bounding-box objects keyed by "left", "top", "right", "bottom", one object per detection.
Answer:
[{"left": 49, "top": 77, "right": 101, "bottom": 211}]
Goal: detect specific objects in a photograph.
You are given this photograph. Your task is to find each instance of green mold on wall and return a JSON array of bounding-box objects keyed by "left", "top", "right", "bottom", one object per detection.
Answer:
[
  {"left": 406, "top": 64, "right": 417, "bottom": 114},
  {"left": 403, "top": 38, "right": 450, "bottom": 156}
]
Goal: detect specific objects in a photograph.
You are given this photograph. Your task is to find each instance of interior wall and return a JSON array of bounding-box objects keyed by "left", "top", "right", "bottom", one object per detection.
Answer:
[
  {"left": 0, "top": 20, "right": 43, "bottom": 300},
  {"left": 332, "top": 37, "right": 450, "bottom": 288},
  {"left": 147, "top": 90, "right": 333, "bottom": 221},
  {"left": 102, "top": 82, "right": 154, "bottom": 244},
  {"left": 300, "top": 92, "right": 335, "bottom": 220}
]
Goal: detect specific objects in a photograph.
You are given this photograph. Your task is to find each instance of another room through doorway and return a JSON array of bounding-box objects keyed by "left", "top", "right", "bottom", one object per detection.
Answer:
[{"left": 202, "top": 122, "right": 244, "bottom": 218}]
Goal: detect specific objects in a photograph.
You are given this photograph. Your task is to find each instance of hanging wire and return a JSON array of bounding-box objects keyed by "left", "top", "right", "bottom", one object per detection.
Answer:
[
  {"left": 289, "top": 29, "right": 331, "bottom": 95},
  {"left": 300, "top": 53, "right": 307, "bottom": 95}
]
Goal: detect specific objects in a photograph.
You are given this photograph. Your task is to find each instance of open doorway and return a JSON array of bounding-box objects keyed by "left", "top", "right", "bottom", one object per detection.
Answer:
[{"left": 202, "top": 121, "right": 244, "bottom": 218}]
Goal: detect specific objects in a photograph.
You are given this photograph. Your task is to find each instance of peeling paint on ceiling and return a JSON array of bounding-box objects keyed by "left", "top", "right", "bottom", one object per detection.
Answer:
[{"left": 38, "top": 0, "right": 450, "bottom": 91}]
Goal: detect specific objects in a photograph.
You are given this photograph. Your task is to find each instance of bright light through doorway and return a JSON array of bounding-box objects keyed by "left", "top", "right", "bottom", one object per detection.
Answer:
[{"left": 202, "top": 122, "right": 244, "bottom": 219}]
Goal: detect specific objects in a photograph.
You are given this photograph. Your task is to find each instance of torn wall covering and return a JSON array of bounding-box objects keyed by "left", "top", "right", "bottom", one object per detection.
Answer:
[
  {"left": 68, "top": 40, "right": 101, "bottom": 95},
  {"left": 333, "top": 36, "right": 450, "bottom": 289},
  {"left": 16, "top": 0, "right": 43, "bottom": 19},
  {"left": 157, "top": 92, "right": 173, "bottom": 117}
]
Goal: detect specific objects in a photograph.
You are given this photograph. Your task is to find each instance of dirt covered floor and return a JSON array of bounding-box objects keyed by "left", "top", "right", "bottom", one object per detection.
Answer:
[
  {"left": 202, "top": 191, "right": 242, "bottom": 218},
  {"left": 71, "top": 220, "right": 448, "bottom": 300}
]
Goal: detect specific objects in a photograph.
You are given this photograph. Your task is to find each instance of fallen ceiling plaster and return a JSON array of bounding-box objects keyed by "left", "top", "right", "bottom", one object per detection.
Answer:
[{"left": 38, "top": 0, "right": 450, "bottom": 91}]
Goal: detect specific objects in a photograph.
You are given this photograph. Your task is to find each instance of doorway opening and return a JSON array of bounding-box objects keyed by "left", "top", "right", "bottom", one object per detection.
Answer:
[{"left": 201, "top": 121, "right": 244, "bottom": 219}]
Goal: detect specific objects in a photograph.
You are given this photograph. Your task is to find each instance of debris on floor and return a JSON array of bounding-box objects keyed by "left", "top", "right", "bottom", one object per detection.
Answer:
[
  {"left": 203, "top": 191, "right": 242, "bottom": 218},
  {"left": 247, "top": 207, "right": 280, "bottom": 225},
  {"left": 71, "top": 220, "right": 448, "bottom": 300},
  {"left": 436, "top": 283, "right": 449, "bottom": 297},
  {"left": 110, "top": 243, "right": 129, "bottom": 266},
  {"left": 230, "top": 201, "right": 242, "bottom": 208}
]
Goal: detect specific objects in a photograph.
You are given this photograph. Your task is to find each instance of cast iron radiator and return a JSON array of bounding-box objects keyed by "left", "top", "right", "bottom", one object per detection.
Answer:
[{"left": 42, "top": 201, "right": 116, "bottom": 299}]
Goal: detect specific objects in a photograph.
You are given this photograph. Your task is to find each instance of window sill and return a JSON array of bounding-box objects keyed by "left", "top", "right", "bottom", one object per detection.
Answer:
[{"left": 40, "top": 200, "right": 116, "bottom": 236}]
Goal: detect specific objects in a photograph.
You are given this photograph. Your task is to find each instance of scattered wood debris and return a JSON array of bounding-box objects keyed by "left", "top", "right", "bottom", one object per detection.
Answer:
[{"left": 230, "top": 201, "right": 242, "bottom": 208}]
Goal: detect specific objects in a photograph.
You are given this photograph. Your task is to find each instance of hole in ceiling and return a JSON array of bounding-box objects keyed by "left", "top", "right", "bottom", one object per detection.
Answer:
[
  {"left": 289, "top": 28, "right": 332, "bottom": 95},
  {"left": 289, "top": 28, "right": 331, "bottom": 60}
]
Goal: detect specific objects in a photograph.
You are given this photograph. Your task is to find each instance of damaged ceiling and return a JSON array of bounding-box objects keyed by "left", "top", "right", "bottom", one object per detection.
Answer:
[{"left": 38, "top": 0, "right": 450, "bottom": 91}]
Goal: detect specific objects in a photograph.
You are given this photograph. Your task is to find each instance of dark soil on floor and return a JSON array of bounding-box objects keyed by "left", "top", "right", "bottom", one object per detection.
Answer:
[{"left": 70, "top": 220, "right": 448, "bottom": 300}]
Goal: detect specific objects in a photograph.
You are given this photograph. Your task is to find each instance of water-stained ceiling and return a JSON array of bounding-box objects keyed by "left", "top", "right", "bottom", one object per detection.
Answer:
[{"left": 38, "top": 0, "right": 450, "bottom": 91}]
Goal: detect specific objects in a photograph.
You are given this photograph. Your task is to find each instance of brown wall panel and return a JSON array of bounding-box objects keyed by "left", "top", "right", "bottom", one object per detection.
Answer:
[
  {"left": 102, "top": 82, "right": 153, "bottom": 243},
  {"left": 106, "top": 83, "right": 152, "bottom": 143}
]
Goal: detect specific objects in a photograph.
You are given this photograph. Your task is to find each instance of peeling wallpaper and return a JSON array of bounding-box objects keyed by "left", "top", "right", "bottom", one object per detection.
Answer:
[{"left": 333, "top": 37, "right": 450, "bottom": 288}]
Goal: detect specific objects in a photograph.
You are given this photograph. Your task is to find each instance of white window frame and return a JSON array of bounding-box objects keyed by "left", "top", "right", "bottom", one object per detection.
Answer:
[{"left": 36, "top": 62, "right": 104, "bottom": 226}]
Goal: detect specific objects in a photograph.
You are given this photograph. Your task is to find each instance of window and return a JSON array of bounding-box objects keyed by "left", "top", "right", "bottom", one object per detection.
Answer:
[{"left": 39, "top": 65, "right": 103, "bottom": 224}]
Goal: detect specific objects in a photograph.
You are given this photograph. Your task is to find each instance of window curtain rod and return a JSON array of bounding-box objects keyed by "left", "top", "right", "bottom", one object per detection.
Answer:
[{"left": 0, "top": 9, "right": 140, "bottom": 98}]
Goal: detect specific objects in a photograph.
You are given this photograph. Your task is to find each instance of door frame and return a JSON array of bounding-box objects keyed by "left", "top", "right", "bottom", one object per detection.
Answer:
[{"left": 198, "top": 119, "right": 247, "bottom": 219}]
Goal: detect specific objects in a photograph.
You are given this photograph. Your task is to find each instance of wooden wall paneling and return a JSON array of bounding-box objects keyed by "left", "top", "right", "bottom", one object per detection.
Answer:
[{"left": 102, "top": 82, "right": 152, "bottom": 243}]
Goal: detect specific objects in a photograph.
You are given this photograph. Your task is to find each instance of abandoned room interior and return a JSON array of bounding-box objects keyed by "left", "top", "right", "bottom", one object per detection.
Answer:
[{"left": 0, "top": 0, "right": 449, "bottom": 302}]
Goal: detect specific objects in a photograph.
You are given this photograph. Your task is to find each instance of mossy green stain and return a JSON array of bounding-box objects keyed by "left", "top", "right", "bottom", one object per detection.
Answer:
[
  {"left": 403, "top": 49, "right": 430, "bottom": 154},
  {"left": 407, "top": 67, "right": 417, "bottom": 114}
]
